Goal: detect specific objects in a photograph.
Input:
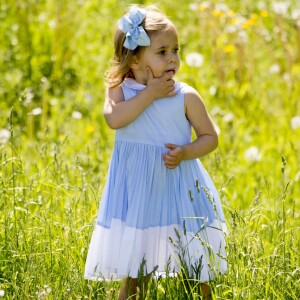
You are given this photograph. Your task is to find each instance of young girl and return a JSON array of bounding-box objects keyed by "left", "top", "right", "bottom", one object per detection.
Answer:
[{"left": 85, "top": 5, "right": 227, "bottom": 299}]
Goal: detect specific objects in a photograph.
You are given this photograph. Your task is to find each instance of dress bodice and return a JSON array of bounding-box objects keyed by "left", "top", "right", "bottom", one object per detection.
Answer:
[{"left": 116, "top": 78, "right": 191, "bottom": 147}]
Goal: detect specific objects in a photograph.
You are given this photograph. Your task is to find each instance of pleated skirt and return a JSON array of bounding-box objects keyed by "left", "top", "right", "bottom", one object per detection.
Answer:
[{"left": 84, "top": 141, "right": 227, "bottom": 281}]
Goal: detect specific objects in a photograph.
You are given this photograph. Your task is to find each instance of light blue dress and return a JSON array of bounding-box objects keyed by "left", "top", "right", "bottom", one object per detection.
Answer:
[{"left": 85, "top": 78, "right": 227, "bottom": 281}]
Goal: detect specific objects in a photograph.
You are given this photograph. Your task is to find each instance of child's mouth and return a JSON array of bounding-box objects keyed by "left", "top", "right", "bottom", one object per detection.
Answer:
[{"left": 165, "top": 69, "right": 175, "bottom": 75}]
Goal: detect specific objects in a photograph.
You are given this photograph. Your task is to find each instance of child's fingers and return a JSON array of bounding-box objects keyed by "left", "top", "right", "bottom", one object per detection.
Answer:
[
  {"left": 162, "top": 71, "right": 175, "bottom": 81},
  {"left": 147, "top": 67, "right": 154, "bottom": 81},
  {"left": 165, "top": 143, "right": 177, "bottom": 150}
]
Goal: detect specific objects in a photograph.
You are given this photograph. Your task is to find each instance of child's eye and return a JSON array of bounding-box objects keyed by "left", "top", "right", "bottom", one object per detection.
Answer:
[
  {"left": 158, "top": 50, "right": 166, "bottom": 55},
  {"left": 173, "top": 48, "right": 179, "bottom": 54}
]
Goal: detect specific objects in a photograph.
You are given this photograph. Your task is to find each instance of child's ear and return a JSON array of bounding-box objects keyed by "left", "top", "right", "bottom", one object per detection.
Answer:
[{"left": 130, "top": 56, "right": 140, "bottom": 70}]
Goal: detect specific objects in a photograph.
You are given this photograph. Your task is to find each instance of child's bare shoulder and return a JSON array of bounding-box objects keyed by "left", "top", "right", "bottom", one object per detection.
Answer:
[{"left": 183, "top": 85, "right": 206, "bottom": 108}]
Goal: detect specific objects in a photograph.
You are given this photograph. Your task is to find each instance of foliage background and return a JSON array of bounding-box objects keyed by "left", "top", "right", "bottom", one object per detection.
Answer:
[{"left": 0, "top": 0, "right": 299, "bottom": 299}]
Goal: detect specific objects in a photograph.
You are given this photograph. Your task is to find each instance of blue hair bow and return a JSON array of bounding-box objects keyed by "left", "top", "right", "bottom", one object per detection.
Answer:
[{"left": 118, "top": 6, "right": 150, "bottom": 50}]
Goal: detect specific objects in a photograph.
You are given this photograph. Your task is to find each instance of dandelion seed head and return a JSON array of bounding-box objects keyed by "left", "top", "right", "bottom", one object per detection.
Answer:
[
  {"left": 11, "top": 37, "right": 18, "bottom": 46},
  {"left": 72, "top": 111, "right": 82, "bottom": 119},
  {"left": 50, "top": 98, "right": 58, "bottom": 106},
  {"left": 291, "top": 8, "right": 300, "bottom": 26},
  {"left": 209, "top": 86, "right": 217, "bottom": 96},
  {"left": 237, "top": 30, "right": 248, "bottom": 44},
  {"left": 261, "top": 28, "right": 272, "bottom": 42},
  {"left": 38, "top": 13, "right": 47, "bottom": 22},
  {"left": 22, "top": 87, "right": 34, "bottom": 106},
  {"left": 48, "top": 20, "right": 56, "bottom": 29},
  {"left": 244, "top": 146, "right": 262, "bottom": 162},
  {"left": 257, "top": 1, "right": 266, "bottom": 10},
  {"left": 31, "top": 107, "right": 43, "bottom": 116},
  {"left": 235, "top": 16, "right": 247, "bottom": 28},
  {"left": 261, "top": 224, "right": 268, "bottom": 230},
  {"left": 223, "top": 112, "right": 235, "bottom": 123},
  {"left": 269, "top": 64, "right": 280, "bottom": 74},
  {"left": 189, "top": 3, "right": 198, "bottom": 11},
  {"left": 224, "top": 25, "right": 238, "bottom": 33},
  {"left": 292, "top": 8, "right": 300, "bottom": 20},
  {"left": 84, "top": 92, "right": 93, "bottom": 103},
  {"left": 211, "top": 106, "right": 222, "bottom": 116},
  {"left": 12, "top": 24, "right": 19, "bottom": 31},
  {"left": 215, "top": 3, "right": 229, "bottom": 12},
  {"left": 282, "top": 72, "right": 291, "bottom": 82},
  {"left": 291, "top": 116, "right": 300, "bottom": 129},
  {"left": 272, "top": 2, "right": 289, "bottom": 15},
  {"left": 185, "top": 52, "right": 204, "bottom": 67},
  {"left": 0, "top": 129, "right": 11, "bottom": 144}
]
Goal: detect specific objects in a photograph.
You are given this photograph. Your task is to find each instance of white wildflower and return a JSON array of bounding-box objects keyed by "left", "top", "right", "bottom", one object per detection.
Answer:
[
  {"left": 209, "top": 85, "right": 217, "bottom": 96},
  {"left": 215, "top": 3, "right": 229, "bottom": 12},
  {"left": 224, "top": 25, "right": 238, "bottom": 34},
  {"left": 11, "top": 37, "right": 18, "bottom": 46},
  {"left": 189, "top": 3, "right": 198, "bottom": 11},
  {"left": 72, "top": 111, "right": 82, "bottom": 119},
  {"left": 84, "top": 92, "right": 93, "bottom": 103},
  {"left": 38, "top": 13, "right": 47, "bottom": 22},
  {"left": 0, "top": 129, "right": 11, "bottom": 144},
  {"left": 244, "top": 146, "right": 262, "bottom": 162},
  {"left": 44, "top": 285, "right": 52, "bottom": 294},
  {"left": 23, "top": 87, "right": 34, "bottom": 105},
  {"left": 50, "top": 98, "right": 58, "bottom": 106},
  {"left": 292, "top": 8, "right": 300, "bottom": 20},
  {"left": 269, "top": 64, "right": 280, "bottom": 74},
  {"left": 282, "top": 72, "right": 291, "bottom": 82},
  {"left": 261, "top": 224, "right": 268, "bottom": 230},
  {"left": 12, "top": 24, "right": 19, "bottom": 31},
  {"left": 237, "top": 30, "right": 248, "bottom": 44},
  {"left": 223, "top": 112, "right": 234, "bottom": 123},
  {"left": 0, "top": 290, "right": 4, "bottom": 297},
  {"left": 257, "top": 1, "right": 266, "bottom": 10},
  {"left": 291, "top": 116, "right": 300, "bottom": 129},
  {"left": 261, "top": 29, "right": 272, "bottom": 42},
  {"left": 272, "top": 2, "right": 289, "bottom": 15},
  {"left": 211, "top": 106, "right": 222, "bottom": 116},
  {"left": 292, "top": 8, "right": 300, "bottom": 26},
  {"left": 31, "top": 107, "right": 42, "bottom": 116},
  {"left": 185, "top": 52, "right": 204, "bottom": 67},
  {"left": 48, "top": 20, "right": 56, "bottom": 29},
  {"left": 235, "top": 16, "right": 248, "bottom": 28}
]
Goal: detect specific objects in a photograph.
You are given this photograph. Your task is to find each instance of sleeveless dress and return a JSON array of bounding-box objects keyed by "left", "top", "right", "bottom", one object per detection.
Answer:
[{"left": 84, "top": 78, "right": 227, "bottom": 282}]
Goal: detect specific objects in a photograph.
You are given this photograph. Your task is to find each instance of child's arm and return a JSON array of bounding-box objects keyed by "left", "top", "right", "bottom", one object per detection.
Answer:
[
  {"left": 162, "top": 86, "right": 218, "bottom": 169},
  {"left": 104, "top": 70, "right": 175, "bottom": 129}
]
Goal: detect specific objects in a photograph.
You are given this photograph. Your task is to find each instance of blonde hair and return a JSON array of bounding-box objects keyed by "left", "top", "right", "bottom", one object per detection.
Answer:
[{"left": 106, "top": 5, "right": 175, "bottom": 88}]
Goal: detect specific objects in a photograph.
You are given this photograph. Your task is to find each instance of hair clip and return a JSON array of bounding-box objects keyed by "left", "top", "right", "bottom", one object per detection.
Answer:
[{"left": 118, "top": 6, "right": 150, "bottom": 50}]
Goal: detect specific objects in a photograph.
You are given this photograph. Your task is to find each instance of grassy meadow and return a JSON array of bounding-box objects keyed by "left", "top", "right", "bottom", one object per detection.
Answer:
[{"left": 1, "top": 0, "right": 300, "bottom": 299}]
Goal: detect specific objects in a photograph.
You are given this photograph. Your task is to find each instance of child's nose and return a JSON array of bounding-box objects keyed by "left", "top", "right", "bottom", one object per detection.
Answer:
[{"left": 168, "top": 54, "right": 177, "bottom": 63}]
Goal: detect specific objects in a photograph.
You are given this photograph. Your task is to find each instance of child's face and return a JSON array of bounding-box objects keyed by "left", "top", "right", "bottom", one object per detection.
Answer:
[{"left": 131, "top": 26, "right": 180, "bottom": 84}]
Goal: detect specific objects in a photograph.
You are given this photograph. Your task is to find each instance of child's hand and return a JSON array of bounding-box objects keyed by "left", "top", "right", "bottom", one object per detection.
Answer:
[
  {"left": 145, "top": 68, "right": 176, "bottom": 100},
  {"left": 162, "top": 143, "right": 186, "bottom": 169}
]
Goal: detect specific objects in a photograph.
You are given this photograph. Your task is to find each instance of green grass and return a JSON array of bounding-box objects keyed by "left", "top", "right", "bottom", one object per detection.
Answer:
[{"left": 1, "top": 0, "right": 300, "bottom": 299}]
